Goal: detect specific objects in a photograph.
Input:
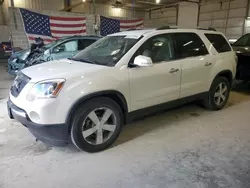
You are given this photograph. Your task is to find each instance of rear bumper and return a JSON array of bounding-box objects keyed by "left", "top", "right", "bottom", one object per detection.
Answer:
[{"left": 7, "top": 100, "right": 69, "bottom": 146}]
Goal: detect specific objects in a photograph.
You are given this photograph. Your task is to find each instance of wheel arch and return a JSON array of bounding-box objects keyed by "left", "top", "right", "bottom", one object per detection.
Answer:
[
  {"left": 212, "top": 70, "right": 233, "bottom": 87},
  {"left": 66, "top": 90, "right": 128, "bottom": 131}
]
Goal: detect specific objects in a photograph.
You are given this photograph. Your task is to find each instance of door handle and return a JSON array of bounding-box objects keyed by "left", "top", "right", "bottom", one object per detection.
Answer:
[
  {"left": 169, "top": 68, "right": 179, "bottom": 73},
  {"left": 205, "top": 62, "right": 212, "bottom": 66}
]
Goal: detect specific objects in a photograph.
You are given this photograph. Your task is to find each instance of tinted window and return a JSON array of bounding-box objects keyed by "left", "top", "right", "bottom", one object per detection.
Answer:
[
  {"left": 205, "top": 34, "right": 231, "bottom": 53},
  {"left": 78, "top": 39, "right": 97, "bottom": 50},
  {"left": 172, "top": 33, "right": 208, "bottom": 59},
  {"left": 132, "top": 34, "right": 174, "bottom": 63},
  {"left": 233, "top": 34, "right": 250, "bottom": 47}
]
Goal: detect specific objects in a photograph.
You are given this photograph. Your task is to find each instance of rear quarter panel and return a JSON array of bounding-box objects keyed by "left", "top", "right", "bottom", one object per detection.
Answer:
[{"left": 198, "top": 31, "right": 237, "bottom": 90}]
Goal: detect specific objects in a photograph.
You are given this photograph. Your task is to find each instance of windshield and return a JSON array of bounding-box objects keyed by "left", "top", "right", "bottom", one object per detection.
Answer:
[
  {"left": 233, "top": 34, "right": 250, "bottom": 46},
  {"left": 72, "top": 35, "right": 140, "bottom": 66}
]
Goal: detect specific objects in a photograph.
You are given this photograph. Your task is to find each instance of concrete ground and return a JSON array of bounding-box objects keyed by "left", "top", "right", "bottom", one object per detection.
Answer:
[{"left": 1, "top": 61, "right": 250, "bottom": 188}]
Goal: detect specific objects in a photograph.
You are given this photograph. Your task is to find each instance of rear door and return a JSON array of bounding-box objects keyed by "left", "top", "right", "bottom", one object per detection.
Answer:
[
  {"left": 204, "top": 33, "right": 236, "bottom": 78},
  {"left": 171, "top": 32, "right": 212, "bottom": 98}
]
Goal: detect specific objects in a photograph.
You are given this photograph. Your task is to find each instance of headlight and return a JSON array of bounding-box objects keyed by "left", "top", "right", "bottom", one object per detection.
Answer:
[{"left": 26, "top": 79, "right": 65, "bottom": 101}]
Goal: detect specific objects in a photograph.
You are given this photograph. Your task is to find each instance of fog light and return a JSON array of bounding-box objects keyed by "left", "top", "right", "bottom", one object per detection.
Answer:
[{"left": 29, "top": 111, "right": 40, "bottom": 122}]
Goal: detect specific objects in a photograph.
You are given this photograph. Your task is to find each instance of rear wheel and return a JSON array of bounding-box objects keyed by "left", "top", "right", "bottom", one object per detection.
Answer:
[
  {"left": 203, "top": 76, "right": 230, "bottom": 110},
  {"left": 70, "top": 97, "right": 123, "bottom": 152}
]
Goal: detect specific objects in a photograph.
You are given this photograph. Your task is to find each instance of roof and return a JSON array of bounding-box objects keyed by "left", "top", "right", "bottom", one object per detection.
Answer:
[
  {"left": 108, "top": 28, "right": 222, "bottom": 38},
  {"left": 109, "top": 29, "right": 155, "bottom": 37}
]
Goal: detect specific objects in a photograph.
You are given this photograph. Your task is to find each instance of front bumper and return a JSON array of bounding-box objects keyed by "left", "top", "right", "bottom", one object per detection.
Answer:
[{"left": 7, "top": 100, "right": 69, "bottom": 146}]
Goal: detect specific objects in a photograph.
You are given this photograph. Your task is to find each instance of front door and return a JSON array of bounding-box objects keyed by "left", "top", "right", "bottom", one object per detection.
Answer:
[{"left": 129, "top": 34, "right": 181, "bottom": 111}]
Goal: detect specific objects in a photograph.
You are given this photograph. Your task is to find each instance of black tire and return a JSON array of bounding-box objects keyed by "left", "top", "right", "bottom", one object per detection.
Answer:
[
  {"left": 202, "top": 76, "right": 230, "bottom": 110},
  {"left": 70, "top": 97, "right": 123, "bottom": 152}
]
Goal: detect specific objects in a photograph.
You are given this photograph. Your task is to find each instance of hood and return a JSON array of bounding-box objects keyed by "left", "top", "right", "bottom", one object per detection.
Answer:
[
  {"left": 12, "top": 49, "right": 30, "bottom": 60},
  {"left": 21, "top": 59, "right": 107, "bottom": 82}
]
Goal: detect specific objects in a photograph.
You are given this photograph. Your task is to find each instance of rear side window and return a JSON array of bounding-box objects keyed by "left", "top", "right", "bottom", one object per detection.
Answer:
[
  {"left": 172, "top": 33, "right": 208, "bottom": 59},
  {"left": 205, "top": 34, "right": 231, "bottom": 53}
]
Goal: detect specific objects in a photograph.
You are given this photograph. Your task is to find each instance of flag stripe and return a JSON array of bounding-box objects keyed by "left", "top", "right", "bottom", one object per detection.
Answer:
[
  {"left": 120, "top": 20, "right": 144, "bottom": 27},
  {"left": 50, "top": 16, "right": 86, "bottom": 21},
  {"left": 51, "top": 29, "right": 86, "bottom": 34},
  {"left": 49, "top": 19, "right": 86, "bottom": 25},
  {"left": 50, "top": 23, "right": 85, "bottom": 27},
  {"left": 52, "top": 33, "right": 86, "bottom": 37},
  {"left": 51, "top": 26, "right": 86, "bottom": 31},
  {"left": 120, "top": 26, "right": 143, "bottom": 31},
  {"left": 120, "top": 23, "right": 144, "bottom": 29}
]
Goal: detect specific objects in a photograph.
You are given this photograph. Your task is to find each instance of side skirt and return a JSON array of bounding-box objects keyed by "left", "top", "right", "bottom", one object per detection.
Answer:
[{"left": 126, "top": 92, "right": 209, "bottom": 124}]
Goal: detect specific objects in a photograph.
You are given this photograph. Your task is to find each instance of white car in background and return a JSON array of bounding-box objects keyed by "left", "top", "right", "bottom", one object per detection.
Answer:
[{"left": 7, "top": 27, "right": 237, "bottom": 152}]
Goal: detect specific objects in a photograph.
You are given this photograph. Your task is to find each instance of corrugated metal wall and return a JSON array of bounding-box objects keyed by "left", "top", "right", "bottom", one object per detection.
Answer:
[
  {"left": 198, "top": 0, "right": 248, "bottom": 39},
  {"left": 0, "top": 9, "right": 4, "bottom": 25},
  {"left": 12, "top": 0, "right": 144, "bottom": 19},
  {"left": 0, "top": 0, "right": 9, "bottom": 25},
  {"left": 144, "top": 7, "right": 177, "bottom": 28},
  {"left": 71, "top": 1, "right": 144, "bottom": 19},
  {"left": 13, "top": 0, "right": 64, "bottom": 11}
]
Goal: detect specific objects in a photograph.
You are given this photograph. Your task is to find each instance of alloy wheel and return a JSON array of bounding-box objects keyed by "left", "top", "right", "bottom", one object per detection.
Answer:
[
  {"left": 81, "top": 107, "right": 117, "bottom": 145},
  {"left": 214, "top": 82, "right": 228, "bottom": 106}
]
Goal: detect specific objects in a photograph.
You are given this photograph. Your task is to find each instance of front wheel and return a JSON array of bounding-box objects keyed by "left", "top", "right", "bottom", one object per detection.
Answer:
[
  {"left": 202, "top": 76, "right": 230, "bottom": 110},
  {"left": 70, "top": 97, "right": 123, "bottom": 152}
]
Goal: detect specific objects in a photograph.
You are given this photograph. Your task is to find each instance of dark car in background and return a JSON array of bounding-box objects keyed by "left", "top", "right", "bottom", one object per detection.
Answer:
[
  {"left": 232, "top": 33, "right": 250, "bottom": 81},
  {"left": 0, "top": 42, "right": 12, "bottom": 58},
  {"left": 8, "top": 35, "right": 101, "bottom": 75}
]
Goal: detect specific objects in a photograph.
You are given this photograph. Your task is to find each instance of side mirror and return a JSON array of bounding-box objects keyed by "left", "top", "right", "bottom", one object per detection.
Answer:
[
  {"left": 133, "top": 55, "right": 153, "bottom": 67},
  {"left": 53, "top": 46, "right": 64, "bottom": 53}
]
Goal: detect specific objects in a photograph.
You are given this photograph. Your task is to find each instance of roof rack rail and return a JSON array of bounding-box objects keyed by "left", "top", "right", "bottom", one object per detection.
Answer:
[
  {"left": 197, "top": 27, "right": 216, "bottom": 31},
  {"left": 156, "top": 26, "right": 178, "bottom": 30},
  {"left": 156, "top": 26, "right": 171, "bottom": 30}
]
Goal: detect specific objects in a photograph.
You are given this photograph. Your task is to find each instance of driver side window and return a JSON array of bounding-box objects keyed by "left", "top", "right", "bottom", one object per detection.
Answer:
[
  {"left": 132, "top": 34, "right": 174, "bottom": 64},
  {"left": 53, "top": 40, "right": 78, "bottom": 53}
]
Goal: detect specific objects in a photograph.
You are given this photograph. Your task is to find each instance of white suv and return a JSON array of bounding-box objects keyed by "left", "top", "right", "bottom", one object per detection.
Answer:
[{"left": 7, "top": 28, "right": 237, "bottom": 152}]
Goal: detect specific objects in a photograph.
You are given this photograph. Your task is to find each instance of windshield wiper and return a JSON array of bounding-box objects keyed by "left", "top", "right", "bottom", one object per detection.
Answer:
[{"left": 68, "top": 57, "right": 97, "bottom": 64}]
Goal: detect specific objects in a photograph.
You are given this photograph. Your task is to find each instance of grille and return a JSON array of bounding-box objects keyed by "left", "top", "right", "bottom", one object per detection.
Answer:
[{"left": 10, "top": 72, "right": 31, "bottom": 97}]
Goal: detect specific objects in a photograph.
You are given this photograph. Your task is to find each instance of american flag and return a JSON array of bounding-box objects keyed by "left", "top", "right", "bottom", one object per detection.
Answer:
[
  {"left": 100, "top": 16, "right": 143, "bottom": 36},
  {"left": 20, "top": 8, "right": 86, "bottom": 44}
]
